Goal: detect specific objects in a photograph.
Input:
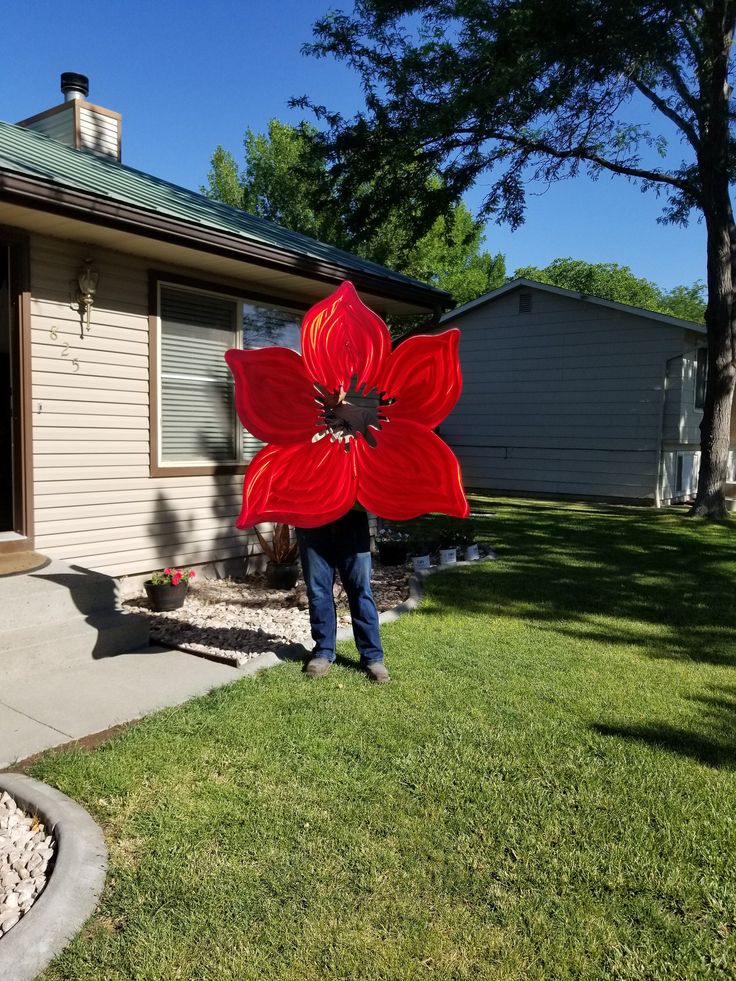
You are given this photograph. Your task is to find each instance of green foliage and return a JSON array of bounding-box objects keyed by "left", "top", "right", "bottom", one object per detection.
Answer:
[
  {"left": 148, "top": 567, "right": 195, "bottom": 586},
  {"left": 203, "top": 119, "right": 506, "bottom": 308},
  {"left": 296, "top": 2, "right": 713, "bottom": 231},
  {"left": 254, "top": 523, "right": 299, "bottom": 565},
  {"left": 202, "top": 146, "right": 244, "bottom": 210},
  {"left": 241, "top": 120, "right": 345, "bottom": 246},
  {"left": 514, "top": 257, "right": 706, "bottom": 323}
]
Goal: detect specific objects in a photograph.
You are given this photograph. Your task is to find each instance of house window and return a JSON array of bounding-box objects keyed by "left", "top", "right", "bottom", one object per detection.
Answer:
[
  {"left": 695, "top": 347, "right": 707, "bottom": 409},
  {"left": 160, "top": 287, "right": 238, "bottom": 463},
  {"left": 155, "top": 282, "right": 302, "bottom": 473}
]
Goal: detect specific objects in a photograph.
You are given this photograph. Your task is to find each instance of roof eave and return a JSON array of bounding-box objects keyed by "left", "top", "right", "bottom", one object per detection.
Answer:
[
  {"left": 439, "top": 277, "right": 706, "bottom": 333},
  {"left": 0, "top": 170, "right": 451, "bottom": 312}
]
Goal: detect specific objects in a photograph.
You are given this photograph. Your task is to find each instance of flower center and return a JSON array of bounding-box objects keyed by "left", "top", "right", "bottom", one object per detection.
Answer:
[{"left": 314, "top": 380, "right": 387, "bottom": 448}]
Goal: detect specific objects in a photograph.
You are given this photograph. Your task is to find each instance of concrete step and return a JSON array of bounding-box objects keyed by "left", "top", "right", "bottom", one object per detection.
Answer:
[
  {"left": 0, "top": 558, "right": 150, "bottom": 679},
  {"left": 2, "top": 610, "right": 150, "bottom": 680},
  {"left": 0, "top": 559, "right": 122, "bottom": 627}
]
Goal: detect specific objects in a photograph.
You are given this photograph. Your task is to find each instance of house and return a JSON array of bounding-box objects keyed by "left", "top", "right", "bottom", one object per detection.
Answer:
[
  {"left": 437, "top": 278, "right": 736, "bottom": 505},
  {"left": 0, "top": 74, "right": 449, "bottom": 578}
]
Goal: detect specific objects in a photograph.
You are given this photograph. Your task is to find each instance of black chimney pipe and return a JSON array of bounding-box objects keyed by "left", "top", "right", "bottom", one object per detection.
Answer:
[{"left": 60, "top": 72, "right": 89, "bottom": 101}]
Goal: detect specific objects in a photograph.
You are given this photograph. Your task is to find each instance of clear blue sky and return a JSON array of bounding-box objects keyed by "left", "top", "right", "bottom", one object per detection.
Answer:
[{"left": 4, "top": 0, "right": 705, "bottom": 291}]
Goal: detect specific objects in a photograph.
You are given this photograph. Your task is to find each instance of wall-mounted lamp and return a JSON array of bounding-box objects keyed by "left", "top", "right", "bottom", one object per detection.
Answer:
[{"left": 76, "top": 258, "right": 99, "bottom": 333}]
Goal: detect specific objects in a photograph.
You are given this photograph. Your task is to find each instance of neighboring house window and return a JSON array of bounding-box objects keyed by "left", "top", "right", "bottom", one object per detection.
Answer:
[
  {"left": 695, "top": 347, "right": 707, "bottom": 409},
  {"left": 154, "top": 281, "right": 302, "bottom": 474},
  {"left": 518, "top": 292, "right": 532, "bottom": 313}
]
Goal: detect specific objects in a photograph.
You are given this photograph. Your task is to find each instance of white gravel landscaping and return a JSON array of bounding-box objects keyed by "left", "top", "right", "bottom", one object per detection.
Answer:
[
  {"left": 0, "top": 791, "right": 55, "bottom": 939},
  {"left": 125, "top": 566, "right": 412, "bottom": 667}
]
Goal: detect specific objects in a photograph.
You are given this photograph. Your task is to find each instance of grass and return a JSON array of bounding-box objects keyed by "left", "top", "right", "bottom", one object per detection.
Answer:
[{"left": 30, "top": 497, "right": 736, "bottom": 980}]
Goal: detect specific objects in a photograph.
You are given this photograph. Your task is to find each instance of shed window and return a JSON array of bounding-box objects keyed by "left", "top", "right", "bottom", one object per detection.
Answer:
[
  {"left": 156, "top": 284, "right": 302, "bottom": 472},
  {"left": 695, "top": 347, "right": 707, "bottom": 409},
  {"left": 676, "top": 454, "right": 684, "bottom": 494},
  {"left": 518, "top": 292, "right": 532, "bottom": 313}
]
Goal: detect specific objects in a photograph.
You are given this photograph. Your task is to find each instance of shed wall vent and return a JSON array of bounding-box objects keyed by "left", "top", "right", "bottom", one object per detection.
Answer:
[{"left": 518, "top": 292, "right": 532, "bottom": 313}]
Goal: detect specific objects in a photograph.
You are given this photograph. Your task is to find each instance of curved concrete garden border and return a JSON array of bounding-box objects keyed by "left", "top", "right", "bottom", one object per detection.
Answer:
[{"left": 0, "top": 773, "right": 107, "bottom": 981}]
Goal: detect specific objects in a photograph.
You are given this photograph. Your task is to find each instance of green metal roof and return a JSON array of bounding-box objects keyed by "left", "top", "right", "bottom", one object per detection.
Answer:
[{"left": 0, "top": 120, "right": 445, "bottom": 298}]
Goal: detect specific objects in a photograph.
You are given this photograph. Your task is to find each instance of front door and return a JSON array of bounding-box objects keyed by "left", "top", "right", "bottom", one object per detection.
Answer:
[{"left": 0, "top": 235, "right": 31, "bottom": 547}]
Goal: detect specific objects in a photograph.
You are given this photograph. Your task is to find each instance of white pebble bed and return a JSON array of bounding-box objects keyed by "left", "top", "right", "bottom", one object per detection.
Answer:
[
  {"left": 126, "top": 567, "right": 411, "bottom": 667},
  {"left": 0, "top": 791, "right": 55, "bottom": 938}
]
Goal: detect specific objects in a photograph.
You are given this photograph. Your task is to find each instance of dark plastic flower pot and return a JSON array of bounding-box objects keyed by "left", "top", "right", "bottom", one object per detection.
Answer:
[
  {"left": 376, "top": 542, "right": 409, "bottom": 566},
  {"left": 144, "top": 581, "right": 188, "bottom": 612},
  {"left": 265, "top": 561, "right": 299, "bottom": 590}
]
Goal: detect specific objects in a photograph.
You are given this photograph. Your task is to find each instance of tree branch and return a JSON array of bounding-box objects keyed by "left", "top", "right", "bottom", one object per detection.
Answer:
[
  {"left": 661, "top": 60, "right": 700, "bottom": 117},
  {"left": 633, "top": 79, "right": 700, "bottom": 150},
  {"left": 482, "top": 131, "right": 699, "bottom": 200}
]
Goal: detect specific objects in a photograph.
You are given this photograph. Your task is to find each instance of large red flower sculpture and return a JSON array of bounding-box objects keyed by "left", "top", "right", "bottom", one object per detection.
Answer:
[{"left": 225, "top": 281, "right": 469, "bottom": 528}]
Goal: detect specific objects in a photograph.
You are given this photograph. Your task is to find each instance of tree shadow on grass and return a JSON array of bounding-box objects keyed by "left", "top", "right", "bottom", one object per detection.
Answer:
[
  {"left": 593, "top": 685, "right": 736, "bottom": 769},
  {"left": 424, "top": 499, "right": 736, "bottom": 667}
]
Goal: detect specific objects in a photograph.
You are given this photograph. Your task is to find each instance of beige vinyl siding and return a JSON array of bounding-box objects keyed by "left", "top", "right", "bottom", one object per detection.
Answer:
[
  {"left": 29, "top": 235, "right": 251, "bottom": 576},
  {"left": 22, "top": 109, "right": 75, "bottom": 146},
  {"left": 77, "top": 106, "right": 119, "bottom": 158},
  {"left": 442, "top": 289, "right": 692, "bottom": 501}
]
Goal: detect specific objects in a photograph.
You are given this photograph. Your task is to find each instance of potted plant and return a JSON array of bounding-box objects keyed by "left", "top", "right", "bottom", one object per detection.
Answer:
[
  {"left": 255, "top": 523, "right": 300, "bottom": 589},
  {"left": 375, "top": 524, "right": 410, "bottom": 566},
  {"left": 456, "top": 520, "right": 480, "bottom": 560},
  {"left": 436, "top": 519, "right": 461, "bottom": 565},
  {"left": 408, "top": 530, "right": 433, "bottom": 572},
  {"left": 144, "top": 567, "right": 196, "bottom": 612}
]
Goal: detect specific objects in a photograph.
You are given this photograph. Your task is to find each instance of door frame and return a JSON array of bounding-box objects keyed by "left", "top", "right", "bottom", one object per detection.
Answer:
[{"left": 0, "top": 227, "right": 33, "bottom": 553}]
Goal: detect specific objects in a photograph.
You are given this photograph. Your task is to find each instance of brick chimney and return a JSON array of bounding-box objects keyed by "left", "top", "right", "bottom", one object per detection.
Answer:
[{"left": 17, "top": 73, "right": 122, "bottom": 161}]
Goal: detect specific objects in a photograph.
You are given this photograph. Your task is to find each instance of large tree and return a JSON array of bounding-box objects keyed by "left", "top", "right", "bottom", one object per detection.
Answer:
[
  {"left": 204, "top": 120, "right": 506, "bottom": 311},
  {"left": 296, "top": 1, "right": 736, "bottom": 517},
  {"left": 514, "top": 257, "right": 706, "bottom": 323}
]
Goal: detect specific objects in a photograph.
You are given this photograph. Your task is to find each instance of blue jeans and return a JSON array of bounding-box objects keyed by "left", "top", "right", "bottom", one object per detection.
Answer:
[{"left": 296, "top": 510, "right": 384, "bottom": 665}]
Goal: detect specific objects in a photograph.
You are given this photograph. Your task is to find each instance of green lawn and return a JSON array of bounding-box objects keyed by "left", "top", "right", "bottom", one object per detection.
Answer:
[{"left": 32, "top": 498, "right": 736, "bottom": 980}]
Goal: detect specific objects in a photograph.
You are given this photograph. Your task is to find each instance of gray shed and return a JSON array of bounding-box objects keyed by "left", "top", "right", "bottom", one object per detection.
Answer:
[{"left": 437, "top": 279, "right": 736, "bottom": 505}]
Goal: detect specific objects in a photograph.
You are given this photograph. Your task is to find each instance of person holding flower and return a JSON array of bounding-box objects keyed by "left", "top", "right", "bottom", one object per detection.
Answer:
[{"left": 225, "top": 281, "right": 468, "bottom": 685}]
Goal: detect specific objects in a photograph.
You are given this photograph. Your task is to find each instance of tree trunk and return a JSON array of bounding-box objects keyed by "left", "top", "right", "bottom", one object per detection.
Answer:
[
  {"left": 689, "top": 5, "right": 735, "bottom": 519},
  {"left": 689, "top": 213, "right": 735, "bottom": 518}
]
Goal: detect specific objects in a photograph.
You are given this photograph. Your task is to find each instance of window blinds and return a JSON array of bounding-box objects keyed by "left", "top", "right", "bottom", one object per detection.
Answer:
[
  {"left": 160, "top": 288, "right": 237, "bottom": 462},
  {"left": 159, "top": 288, "right": 304, "bottom": 465}
]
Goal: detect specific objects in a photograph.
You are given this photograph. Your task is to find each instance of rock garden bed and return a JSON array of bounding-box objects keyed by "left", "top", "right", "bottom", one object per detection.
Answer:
[
  {"left": 125, "top": 565, "right": 412, "bottom": 667},
  {"left": 0, "top": 791, "right": 55, "bottom": 939}
]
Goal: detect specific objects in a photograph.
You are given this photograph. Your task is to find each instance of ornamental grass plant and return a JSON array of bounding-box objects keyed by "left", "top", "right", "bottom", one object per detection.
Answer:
[{"left": 30, "top": 497, "right": 736, "bottom": 980}]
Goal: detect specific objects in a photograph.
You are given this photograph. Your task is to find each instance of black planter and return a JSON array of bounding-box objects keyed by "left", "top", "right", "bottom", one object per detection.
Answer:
[
  {"left": 265, "top": 561, "right": 299, "bottom": 590},
  {"left": 144, "top": 580, "right": 188, "bottom": 612},
  {"left": 377, "top": 541, "right": 409, "bottom": 566}
]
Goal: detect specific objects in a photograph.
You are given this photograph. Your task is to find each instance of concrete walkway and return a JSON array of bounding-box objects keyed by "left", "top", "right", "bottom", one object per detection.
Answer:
[{"left": 0, "top": 647, "right": 279, "bottom": 769}]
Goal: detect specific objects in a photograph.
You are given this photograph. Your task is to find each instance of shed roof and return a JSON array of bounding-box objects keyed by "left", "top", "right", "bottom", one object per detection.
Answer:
[
  {"left": 440, "top": 278, "right": 706, "bottom": 333},
  {"left": 0, "top": 120, "right": 449, "bottom": 310}
]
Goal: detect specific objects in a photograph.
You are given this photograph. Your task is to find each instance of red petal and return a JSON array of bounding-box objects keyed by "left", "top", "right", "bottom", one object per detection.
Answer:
[
  {"left": 380, "top": 330, "right": 462, "bottom": 430},
  {"left": 236, "top": 438, "right": 358, "bottom": 528},
  {"left": 301, "top": 282, "right": 391, "bottom": 393},
  {"left": 355, "top": 420, "right": 469, "bottom": 520},
  {"left": 225, "top": 347, "right": 319, "bottom": 445}
]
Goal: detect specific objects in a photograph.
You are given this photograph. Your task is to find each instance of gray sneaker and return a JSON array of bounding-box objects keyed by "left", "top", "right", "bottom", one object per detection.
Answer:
[
  {"left": 305, "top": 656, "right": 333, "bottom": 679},
  {"left": 364, "top": 661, "right": 391, "bottom": 684}
]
